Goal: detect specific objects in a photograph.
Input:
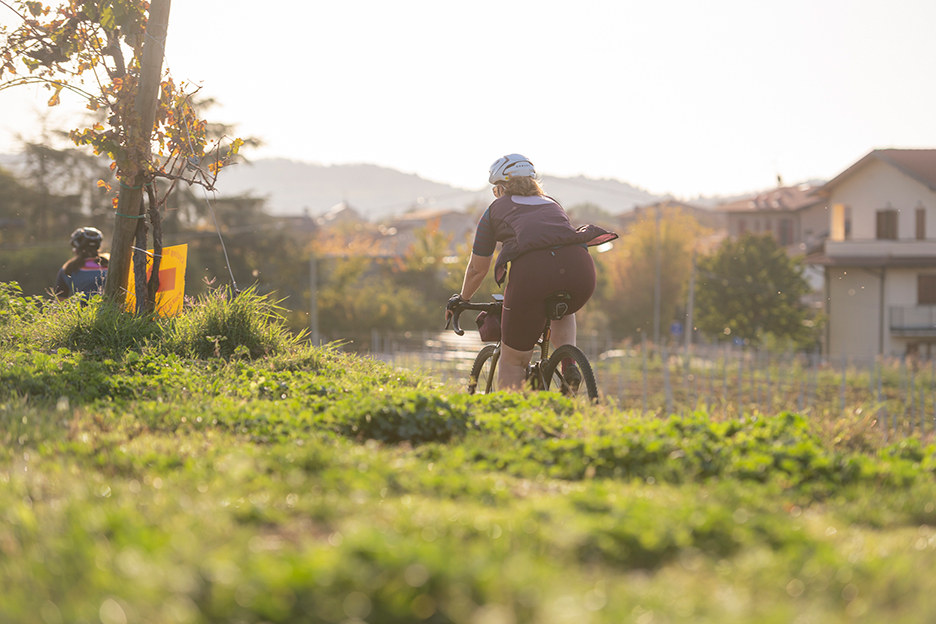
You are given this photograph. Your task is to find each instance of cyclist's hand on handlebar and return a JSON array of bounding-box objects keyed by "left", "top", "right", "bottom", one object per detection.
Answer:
[
  {"left": 445, "top": 293, "right": 466, "bottom": 314},
  {"left": 444, "top": 293, "right": 466, "bottom": 328}
]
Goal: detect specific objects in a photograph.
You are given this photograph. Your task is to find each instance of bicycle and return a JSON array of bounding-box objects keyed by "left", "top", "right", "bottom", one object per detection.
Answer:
[{"left": 445, "top": 292, "right": 599, "bottom": 401}]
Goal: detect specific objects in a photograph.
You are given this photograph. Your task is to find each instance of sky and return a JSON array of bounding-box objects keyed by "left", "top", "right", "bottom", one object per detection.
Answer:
[{"left": 2, "top": 0, "right": 936, "bottom": 198}]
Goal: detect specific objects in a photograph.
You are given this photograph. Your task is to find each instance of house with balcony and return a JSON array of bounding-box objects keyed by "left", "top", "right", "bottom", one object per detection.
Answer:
[{"left": 811, "top": 149, "right": 936, "bottom": 361}]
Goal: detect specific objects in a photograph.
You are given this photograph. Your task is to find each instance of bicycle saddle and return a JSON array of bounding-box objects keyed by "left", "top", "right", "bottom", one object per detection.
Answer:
[{"left": 545, "top": 291, "right": 572, "bottom": 320}]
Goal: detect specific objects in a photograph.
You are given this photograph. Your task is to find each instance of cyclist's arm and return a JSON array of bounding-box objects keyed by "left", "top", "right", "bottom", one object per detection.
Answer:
[
  {"left": 53, "top": 267, "right": 70, "bottom": 301},
  {"left": 459, "top": 253, "right": 492, "bottom": 301}
]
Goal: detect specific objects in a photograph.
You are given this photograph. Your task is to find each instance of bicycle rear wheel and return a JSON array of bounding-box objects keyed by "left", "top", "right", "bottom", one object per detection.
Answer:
[
  {"left": 468, "top": 344, "right": 499, "bottom": 394},
  {"left": 544, "top": 344, "right": 599, "bottom": 402}
]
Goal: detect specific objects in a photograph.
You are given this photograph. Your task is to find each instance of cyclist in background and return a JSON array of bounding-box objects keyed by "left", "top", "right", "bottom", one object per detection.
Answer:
[
  {"left": 446, "top": 154, "right": 617, "bottom": 391},
  {"left": 54, "top": 226, "right": 108, "bottom": 300}
]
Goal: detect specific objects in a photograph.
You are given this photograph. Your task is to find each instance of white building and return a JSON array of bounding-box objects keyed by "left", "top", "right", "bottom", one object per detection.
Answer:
[{"left": 812, "top": 149, "right": 936, "bottom": 361}]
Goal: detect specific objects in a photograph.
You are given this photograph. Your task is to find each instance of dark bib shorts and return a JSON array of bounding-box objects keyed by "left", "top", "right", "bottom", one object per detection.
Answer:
[{"left": 501, "top": 245, "right": 596, "bottom": 351}]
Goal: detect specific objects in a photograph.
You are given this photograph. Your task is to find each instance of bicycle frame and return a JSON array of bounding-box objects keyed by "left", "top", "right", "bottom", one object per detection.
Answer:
[
  {"left": 477, "top": 323, "right": 554, "bottom": 392},
  {"left": 526, "top": 319, "right": 554, "bottom": 390},
  {"left": 450, "top": 298, "right": 556, "bottom": 393}
]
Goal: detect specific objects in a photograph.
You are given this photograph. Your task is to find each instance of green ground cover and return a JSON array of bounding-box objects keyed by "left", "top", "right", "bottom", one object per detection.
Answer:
[{"left": 2, "top": 282, "right": 936, "bottom": 623}]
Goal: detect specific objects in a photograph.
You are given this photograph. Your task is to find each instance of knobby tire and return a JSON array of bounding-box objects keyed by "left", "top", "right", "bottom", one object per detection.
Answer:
[
  {"left": 468, "top": 344, "right": 498, "bottom": 395},
  {"left": 544, "top": 344, "right": 599, "bottom": 402}
]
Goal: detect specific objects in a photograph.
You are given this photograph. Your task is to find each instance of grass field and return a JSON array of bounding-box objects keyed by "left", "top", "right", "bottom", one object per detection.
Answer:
[{"left": 2, "top": 282, "right": 936, "bottom": 623}]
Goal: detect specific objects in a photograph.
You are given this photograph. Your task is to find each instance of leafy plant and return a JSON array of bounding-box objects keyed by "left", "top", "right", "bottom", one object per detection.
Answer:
[
  {"left": 323, "top": 390, "right": 472, "bottom": 444},
  {"left": 0, "top": 281, "right": 43, "bottom": 342}
]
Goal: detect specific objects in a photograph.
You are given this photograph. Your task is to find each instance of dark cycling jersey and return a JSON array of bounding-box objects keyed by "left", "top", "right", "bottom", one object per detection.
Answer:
[
  {"left": 472, "top": 195, "right": 616, "bottom": 284},
  {"left": 56, "top": 258, "right": 107, "bottom": 298}
]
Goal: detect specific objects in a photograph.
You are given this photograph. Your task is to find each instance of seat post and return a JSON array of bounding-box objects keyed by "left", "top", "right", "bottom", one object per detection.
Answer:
[{"left": 541, "top": 318, "right": 552, "bottom": 361}]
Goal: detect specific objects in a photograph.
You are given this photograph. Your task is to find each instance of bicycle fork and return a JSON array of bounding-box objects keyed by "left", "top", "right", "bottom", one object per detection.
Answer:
[{"left": 485, "top": 347, "right": 500, "bottom": 391}]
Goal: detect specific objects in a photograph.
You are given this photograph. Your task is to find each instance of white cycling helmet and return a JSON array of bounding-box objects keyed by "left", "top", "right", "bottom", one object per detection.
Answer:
[{"left": 488, "top": 154, "right": 536, "bottom": 184}]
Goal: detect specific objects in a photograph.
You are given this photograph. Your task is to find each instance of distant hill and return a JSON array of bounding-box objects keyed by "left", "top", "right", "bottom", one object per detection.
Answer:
[
  {"left": 213, "top": 159, "right": 481, "bottom": 220},
  {"left": 213, "top": 158, "right": 664, "bottom": 220},
  {"left": 537, "top": 175, "right": 662, "bottom": 214},
  {"left": 0, "top": 152, "right": 685, "bottom": 220}
]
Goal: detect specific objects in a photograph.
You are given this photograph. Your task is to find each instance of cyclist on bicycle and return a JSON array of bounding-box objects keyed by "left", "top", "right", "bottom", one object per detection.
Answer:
[{"left": 446, "top": 154, "right": 617, "bottom": 391}]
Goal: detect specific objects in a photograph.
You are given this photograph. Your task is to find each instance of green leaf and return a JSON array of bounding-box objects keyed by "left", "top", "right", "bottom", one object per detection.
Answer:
[{"left": 100, "top": 5, "right": 116, "bottom": 30}]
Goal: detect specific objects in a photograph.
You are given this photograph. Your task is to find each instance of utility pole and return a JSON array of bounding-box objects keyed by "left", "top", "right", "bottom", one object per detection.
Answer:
[
  {"left": 652, "top": 206, "right": 662, "bottom": 349},
  {"left": 309, "top": 254, "right": 320, "bottom": 345},
  {"left": 685, "top": 248, "right": 696, "bottom": 357},
  {"left": 103, "top": 0, "right": 172, "bottom": 305}
]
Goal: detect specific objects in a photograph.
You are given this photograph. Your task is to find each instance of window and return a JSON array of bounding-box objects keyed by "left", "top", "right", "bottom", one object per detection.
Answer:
[
  {"left": 876, "top": 209, "right": 898, "bottom": 240},
  {"left": 919, "top": 274, "right": 936, "bottom": 305},
  {"left": 737, "top": 218, "right": 747, "bottom": 235},
  {"left": 917, "top": 207, "right": 926, "bottom": 240},
  {"left": 831, "top": 204, "right": 852, "bottom": 241}
]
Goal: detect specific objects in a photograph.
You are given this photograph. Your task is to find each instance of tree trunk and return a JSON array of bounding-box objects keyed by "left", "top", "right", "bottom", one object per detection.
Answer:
[{"left": 103, "top": 0, "right": 172, "bottom": 305}]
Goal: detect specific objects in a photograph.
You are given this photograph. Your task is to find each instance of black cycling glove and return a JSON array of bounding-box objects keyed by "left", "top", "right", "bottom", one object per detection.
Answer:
[{"left": 446, "top": 293, "right": 466, "bottom": 313}]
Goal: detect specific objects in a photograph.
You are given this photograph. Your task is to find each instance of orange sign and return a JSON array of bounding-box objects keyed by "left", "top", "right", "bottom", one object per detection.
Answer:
[{"left": 126, "top": 243, "right": 187, "bottom": 316}]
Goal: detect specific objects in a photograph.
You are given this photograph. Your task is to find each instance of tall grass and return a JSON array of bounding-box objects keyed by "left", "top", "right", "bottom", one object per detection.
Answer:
[
  {"left": 162, "top": 286, "right": 304, "bottom": 359},
  {"left": 29, "top": 295, "right": 162, "bottom": 355},
  {"left": 0, "top": 282, "right": 303, "bottom": 360}
]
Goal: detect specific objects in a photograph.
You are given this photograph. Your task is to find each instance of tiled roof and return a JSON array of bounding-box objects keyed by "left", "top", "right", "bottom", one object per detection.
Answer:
[
  {"left": 875, "top": 149, "right": 936, "bottom": 190},
  {"left": 824, "top": 149, "right": 936, "bottom": 192},
  {"left": 718, "top": 184, "right": 823, "bottom": 213}
]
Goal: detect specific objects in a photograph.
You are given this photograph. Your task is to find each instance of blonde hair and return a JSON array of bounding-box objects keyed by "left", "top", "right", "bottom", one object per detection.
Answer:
[{"left": 501, "top": 176, "right": 545, "bottom": 197}]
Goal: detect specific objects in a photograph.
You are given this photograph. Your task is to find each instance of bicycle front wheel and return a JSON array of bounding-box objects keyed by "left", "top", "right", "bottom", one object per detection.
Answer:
[
  {"left": 544, "top": 344, "right": 599, "bottom": 402},
  {"left": 468, "top": 344, "right": 499, "bottom": 394}
]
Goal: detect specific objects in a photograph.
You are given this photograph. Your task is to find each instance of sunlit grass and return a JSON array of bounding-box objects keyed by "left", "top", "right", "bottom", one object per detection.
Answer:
[
  {"left": 163, "top": 286, "right": 304, "bottom": 359},
  {"left": 1, "top": 280, "right": 935, "bottom": 623}
]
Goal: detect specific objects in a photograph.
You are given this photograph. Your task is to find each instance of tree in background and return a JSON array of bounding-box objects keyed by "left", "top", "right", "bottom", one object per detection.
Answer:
[
  {"left": 20, "top": 141, "right": 112, "bottom": 231},
  {"left": 0, "top": 161, "right": 86, "bottom": 295},
  {"left": 0, "top": 118, "right": 109, "bottom": 243},
  {"left": 0, "top": 166, "right": 41, "bottom": 236},
  {"left": 566, "top": 202, "right": 618, "bottom": 230},
  {"left": 1, "top": 0, "right": 242, "bottom": 311},
  {"left": 312, "top": 223, "right": 454, "bottom": 338},
  {"left": 595, "top": 204, "right": 708, "bottom": 342},
  {"left": 394, "top": 220, "right": 460, "bottom": 321},
  {"left": 694, "top": 233, "right": 818, "bottom": 348}
]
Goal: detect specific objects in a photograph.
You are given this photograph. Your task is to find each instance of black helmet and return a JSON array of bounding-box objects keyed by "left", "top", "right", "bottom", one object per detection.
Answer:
[{"left": 70, "top": 227, "right": 103, "bottom": 252}]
